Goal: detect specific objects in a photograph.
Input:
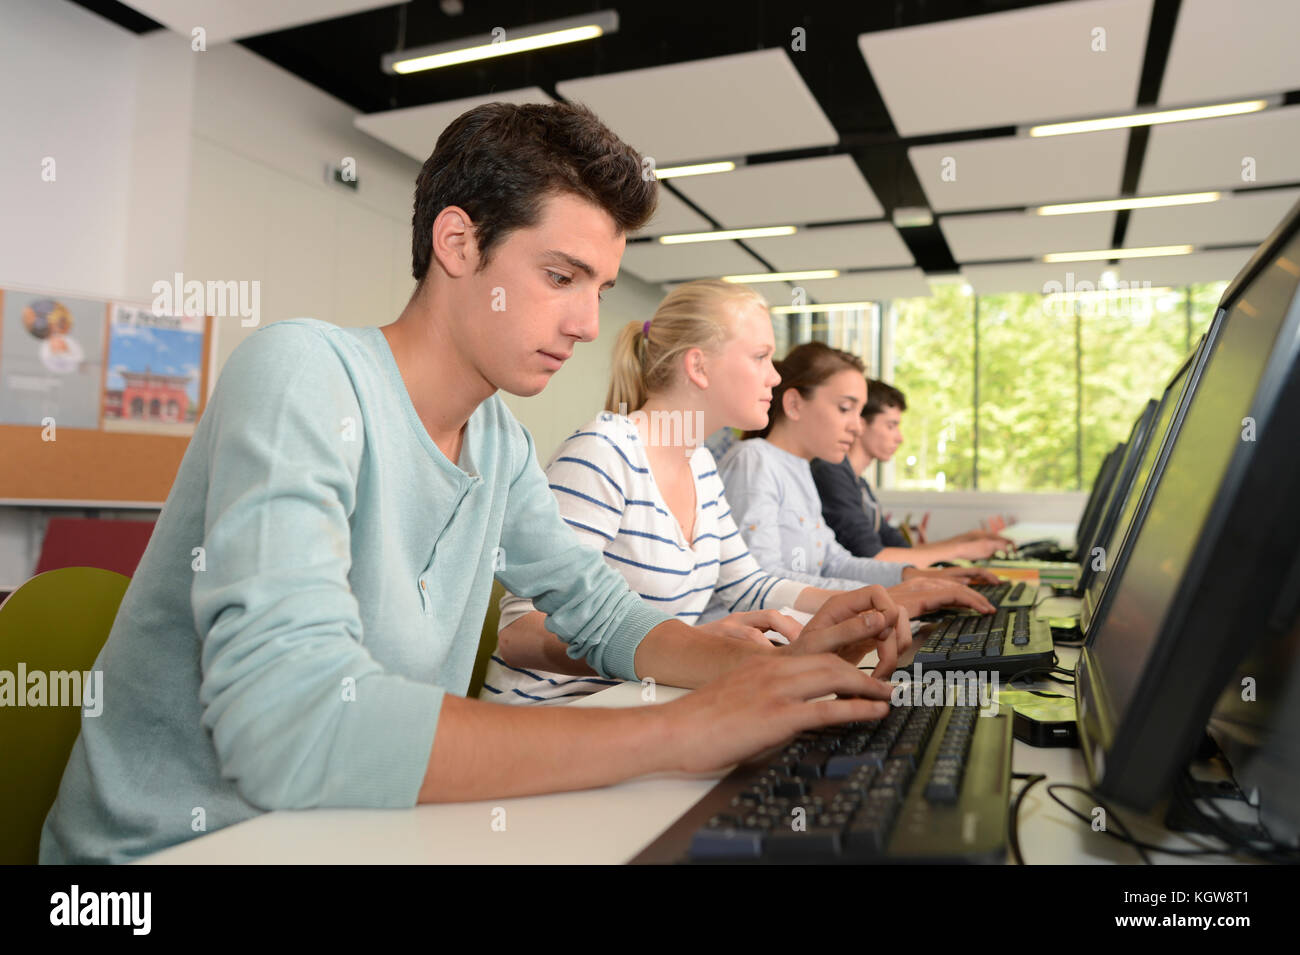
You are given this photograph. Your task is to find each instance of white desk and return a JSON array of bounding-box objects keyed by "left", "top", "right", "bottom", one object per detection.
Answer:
[
  {"left": 139, "top": 643, "right": 1237, "bottom": 865},
  {"left": 1004, "top": 521, "right": 1077, "bottom": 552}
]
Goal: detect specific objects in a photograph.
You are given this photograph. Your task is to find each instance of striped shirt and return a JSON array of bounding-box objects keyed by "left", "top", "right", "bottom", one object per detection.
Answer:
[{"left": 482, "top": 413, "right": 807, "bottom": 703}]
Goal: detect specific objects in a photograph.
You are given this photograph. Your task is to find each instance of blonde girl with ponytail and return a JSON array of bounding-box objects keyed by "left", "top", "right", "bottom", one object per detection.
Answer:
[{"left": 482, "top": 281, "right": 994, "bottom": 703}]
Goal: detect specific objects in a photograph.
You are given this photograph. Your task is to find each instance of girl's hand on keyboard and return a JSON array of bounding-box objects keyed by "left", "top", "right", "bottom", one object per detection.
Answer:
[
  {"left": 695, "top": 610, "right": 804, "bottom": 647},
  {"left": 902, "top": 564, "right": 1000, "bottom": 586},
  {"left": 778, "top": 585, "right": 910, "bottom": 678},
  {"left": 887, "top": 578, "right": 995, "bottom": 618}
]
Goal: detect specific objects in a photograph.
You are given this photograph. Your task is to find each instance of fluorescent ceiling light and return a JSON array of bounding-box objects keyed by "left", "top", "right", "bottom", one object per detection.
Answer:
[
  {"left": 655, "top": 161, "right": 736, "bottom": 180},
  {"left": 1028, "top": 100, "right": 1267, "bottom": 137},
  {"left": 1036, "top": 192, "right": 1222, "bottom": 216},
  {"left": 383, "top": 12, "right": 617, "bottom": 74},
  {"left": 659, "top": 226, "right": 796, "bottom": 245},
  {"left": 1043, "top": 245, "right": 1194, "bottom": 263},
  {"left": 892, "top": 207, "right": 934, "bottom": 228},
  {"left": 770, "top": 301, "right": 874, "bottom": 314},
  {"left": 722, "top": 269, "right": 840, "bottom": 284}
]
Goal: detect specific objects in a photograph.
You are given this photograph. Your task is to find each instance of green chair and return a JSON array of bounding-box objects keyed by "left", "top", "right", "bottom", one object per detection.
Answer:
[
  {"left": 467, "top": 579, "right": 505, "bottom": 699},
  {"left": 0, "top": 567, "right": 129, "bottom": 864}
]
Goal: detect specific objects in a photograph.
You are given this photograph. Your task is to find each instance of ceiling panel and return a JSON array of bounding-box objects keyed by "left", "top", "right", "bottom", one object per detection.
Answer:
[
  {"left": 744, "top": 223, "right": 913, "bottom": 271},
  {"left": 124, "top": 0, "right": 395, "bottom": 43},
  {"left": 555, "top": 49, "right": 837, "bottom": 166},
  {"left": 910, "top": 130, "right": 1129, "bottom": 213},
  {"left": 1124, "top": 188, "right": 1300, "bottom": 248},
  {"left": 618, "top": 241, "right": 766, "bottom": 283},
  {"left": 354, "top": 87, "right": 555, "bottom": 163},
  {"left": 1116, "top": 249, "right": 1253, "bottom": 286},
  {"left": 632, "top": 189, "right": 713, "bottom": 238},
  {"left": 939, "top": 210, "right": 1116, "bottom": 262},
  {"left": 1159, "top": 0, "right": 1300, "bottom": 106},
  {"left": 672, "top": 156, "right": 884, "bottom": 229},
  {"left": 961, "top": 261, "right": 1116, "bottom": 295},
  {"left": 793, "top": 269, "right": 932, "bottom": 302},
  {"left": 859, "top": 0, "right": 1152, "bottom": 137},
  {"left": 1137, "top": 106, "right": 1300, "bottom": 194}
]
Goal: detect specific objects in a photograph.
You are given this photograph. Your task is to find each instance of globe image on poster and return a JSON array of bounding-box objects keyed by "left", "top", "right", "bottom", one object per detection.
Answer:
[{"left": 21, "top": 298, "right": 73, "bottom": 339}]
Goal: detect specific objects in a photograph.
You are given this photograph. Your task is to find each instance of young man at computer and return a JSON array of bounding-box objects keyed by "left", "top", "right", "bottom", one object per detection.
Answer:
[
  {"left": 40, "top": 102, "right": 954, "bottom": 864},
  {"left": 811, "top": 379, "right": 1012, "bottom": 562}
]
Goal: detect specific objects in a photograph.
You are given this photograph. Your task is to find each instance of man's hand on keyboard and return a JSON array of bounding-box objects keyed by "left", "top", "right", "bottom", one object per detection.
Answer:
[
  {"left": 662, "top": 652, "right": 894, "bottom": 775},
  {"left": 695, "top": 610, "right": 804, "bottom": 647}
]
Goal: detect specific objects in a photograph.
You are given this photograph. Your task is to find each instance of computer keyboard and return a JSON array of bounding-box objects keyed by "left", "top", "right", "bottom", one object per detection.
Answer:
[
  {"left": 908, "top": 607, "right": 1054, "bottom": 676},
  {"left": 971, "top": 580, "right": 1036, "bottom": 607},
  {"left": 632, "top": 701, "right": 1013, "bottom": 864}
]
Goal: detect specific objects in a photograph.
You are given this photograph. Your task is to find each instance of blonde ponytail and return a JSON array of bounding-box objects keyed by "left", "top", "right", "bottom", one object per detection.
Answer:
[{"left": 603, "top": 279, "right": 769, "bottom": 415}]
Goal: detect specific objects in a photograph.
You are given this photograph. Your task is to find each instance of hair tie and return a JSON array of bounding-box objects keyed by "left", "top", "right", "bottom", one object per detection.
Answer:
[{"left": 642, "top": 320, "right": 651, "bottom": 338}]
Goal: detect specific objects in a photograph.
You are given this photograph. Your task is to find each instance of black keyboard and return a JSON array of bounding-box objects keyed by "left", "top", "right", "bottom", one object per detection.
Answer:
[
  {"left": 971, "top": 580, "right": 1035, "bottom": 607},
  {"left": 632, "top": 702, "right": 1013, "bottom": 864},
  {"left": 906, "top": 607, "right": 1054, "bottom": 677}
]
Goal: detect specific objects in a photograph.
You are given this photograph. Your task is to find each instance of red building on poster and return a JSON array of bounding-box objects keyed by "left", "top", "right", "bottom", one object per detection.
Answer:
[{"left": 115, "top": 368, "right": 191, "bottom": 422}]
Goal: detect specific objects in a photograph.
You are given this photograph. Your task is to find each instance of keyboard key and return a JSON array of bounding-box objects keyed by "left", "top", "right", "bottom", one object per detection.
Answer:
[{"left": 689, "top": 827, "right": 763, "bottom": 859}]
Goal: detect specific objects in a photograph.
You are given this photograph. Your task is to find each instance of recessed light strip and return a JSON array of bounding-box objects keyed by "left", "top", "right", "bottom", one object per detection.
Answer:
[
  {"left": 654, "top": 161, "right": 735, "bottom": 180},
  {"left": 659, "top": 226, "right": 796, "bottom": 245},
  {"left": 721, "top": 269, "right": 839, "bottom": 284},
  {"left": 770, "top": 301, "right": 874, "bottom": 314},
  {"left": 1028, "top": 99, "right": 1267, "bottom": 137},
  {"left": 1043, "top": 245, "right": 1194, "bottom": 263},
  {"left": 1036, "top": 192, "right": 1222, "bottom": 216},
  {"left": 383, "top": 12, "right": 617, "bottom": 74}
]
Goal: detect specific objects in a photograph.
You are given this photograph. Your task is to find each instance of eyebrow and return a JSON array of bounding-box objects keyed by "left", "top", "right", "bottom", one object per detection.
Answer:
[{"left": 544, "top": 249, "right": 617, "bottom": 289}]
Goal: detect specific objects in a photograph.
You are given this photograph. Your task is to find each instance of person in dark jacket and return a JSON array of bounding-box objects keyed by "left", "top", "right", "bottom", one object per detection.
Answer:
[{"left": 811, "top": 379, "right": 1011, "bottom": 564}]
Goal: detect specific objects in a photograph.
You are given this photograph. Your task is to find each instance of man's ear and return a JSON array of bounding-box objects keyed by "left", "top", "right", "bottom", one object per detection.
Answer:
[
  {"left": 682, "top": 347, "right": 708, "bottom": 391},
  {"left": 431, "top": 205, "right": 475, "bottom": 278},
  {"left": 781, "top": 387, "right": 802, "bottom": 422}
]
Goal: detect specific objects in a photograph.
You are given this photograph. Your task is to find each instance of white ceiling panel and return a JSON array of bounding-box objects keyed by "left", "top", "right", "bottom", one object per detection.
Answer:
[
  {"left": 1137, "top": 106, "right": 1300, "bottom": 194},
  {"left": 618, "top": 241, "right": 767, "bottom": 283},
  {"left": 555, "top": 49, "right": 837, "bottom": 166},
  {"left": 744, "top": 223, "right": 914, "bottom": 271},
  {"left": 859, "top": 0, "right": 1152, "bottom": 137},
  {"left": 672, "top": 156, "right": 884, "bottom": 229},
  {"left": 125, "top": 0, "right": 395, "bottom": 43},
  {"left": 794, "top": 269, "right": 933, "bottom": 302},
  {"left": 1159, "top": 0, "right": 1300, "bottom": 106},
  {"left": 910, "top": 130, "right": 1129, "bottom": 212},
  {"left": 1117, "top": 249, "right": 1254, "bottom": 286},
  {"left": 632, "top": 190, "right": 713, "bottom": 238},
  {"left": 962, "top": 261, "right": 1116, "bottom": 295},
  {"left": 355, "top": 88, "right": 555, "bottom": 163},
  {"left": 940, "top": 210, "right": 1116, "bottom": 262},
  {"left": 1125, "top": 188, "right": 1300, "bottom": 248}
]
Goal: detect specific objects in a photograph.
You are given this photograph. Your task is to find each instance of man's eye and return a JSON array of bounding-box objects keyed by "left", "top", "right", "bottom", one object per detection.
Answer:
[{"left": 547, "top": 271, "right": 572, "bottom": 286}]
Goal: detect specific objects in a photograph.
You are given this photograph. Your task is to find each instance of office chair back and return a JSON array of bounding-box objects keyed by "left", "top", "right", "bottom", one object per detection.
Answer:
[
  {"left": 0, "top": 567, "right": 129, "bottom": 864},
  {"left": 467, "top": 579, "right": 505, "bottom": 699}
]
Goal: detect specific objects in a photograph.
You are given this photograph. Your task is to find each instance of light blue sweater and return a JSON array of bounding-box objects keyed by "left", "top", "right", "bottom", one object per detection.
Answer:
[{"left": 40, "top": 319, "right": 669, "bottom": 864}]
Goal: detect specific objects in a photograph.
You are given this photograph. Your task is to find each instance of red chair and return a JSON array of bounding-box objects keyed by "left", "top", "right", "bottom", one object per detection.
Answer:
[{"left": 33, "top": 517, "right": 156, "bottom": 579}]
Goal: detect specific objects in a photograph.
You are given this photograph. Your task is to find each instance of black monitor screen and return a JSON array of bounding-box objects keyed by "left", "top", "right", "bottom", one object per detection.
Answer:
[{"left": 1089, "top": 241, "right": 1300, "bottom": 730}]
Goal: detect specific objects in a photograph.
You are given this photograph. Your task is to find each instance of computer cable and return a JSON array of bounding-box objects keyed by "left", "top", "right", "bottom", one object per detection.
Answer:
[
  {"left": 1008, "top": 772, "right": 1047, "bottom": 865},
  {"left": 1045, "top": 783, "right": 1229, "bottom": 862}
]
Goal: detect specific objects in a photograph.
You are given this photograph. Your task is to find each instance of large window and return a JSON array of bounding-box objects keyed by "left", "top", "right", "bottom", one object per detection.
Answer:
[{"left": 778, "top": 281, "right": 1229, "bottom": 492}]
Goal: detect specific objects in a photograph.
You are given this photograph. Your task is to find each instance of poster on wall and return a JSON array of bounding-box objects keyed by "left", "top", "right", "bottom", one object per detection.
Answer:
[
  {"left": 0, "top": 289, "right": 108, "bottom": 430},
  {"left": 101, "top": 304, "right": 205, "bottom": 436}
]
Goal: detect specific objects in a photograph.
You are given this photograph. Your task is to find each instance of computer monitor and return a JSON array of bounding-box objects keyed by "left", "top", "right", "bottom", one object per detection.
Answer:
[
  {"left": 1075, "top": 198, "right": 1300, "bottom": 810},
  {"left": 1078, "top": 343, "right": 1204, "bottom": 634},
  {"left": 1073, "top": 399, "right": 1157, "bottom": 597},
  {"left": 1073, "top": 443, "right": 1123, "bottom": 558}
]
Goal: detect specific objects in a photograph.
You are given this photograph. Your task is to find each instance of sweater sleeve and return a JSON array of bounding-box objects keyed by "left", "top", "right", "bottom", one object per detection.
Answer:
[
  {"left": 707, "top": 472, "right": 806, "bottom": 612},
  {"left": 192, "top": 325, "right": 443, "bottom": 812},
  {"left": 492, "top": 423, "right": 670, "bottom": 681},
  {"left": 811, "top": 457, "right": 885, "bottom": 558}
]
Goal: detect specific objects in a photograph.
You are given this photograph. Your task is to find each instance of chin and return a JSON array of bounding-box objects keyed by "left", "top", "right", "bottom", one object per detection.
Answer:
[{"left": 496, "top": 370, "right": 553, "bottom": 398}]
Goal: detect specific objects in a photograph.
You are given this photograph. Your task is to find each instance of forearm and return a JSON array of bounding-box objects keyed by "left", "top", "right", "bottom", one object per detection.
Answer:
[
  {"left": 419, "top": 694, "right": 674, "bottom": 801},
  {"left": 877, "top": 543, "right": 960, "bottom": 565},
  {"left": 497, "top": 612, "right": 599, "bottom": 676},
  {"left": 792, "top": 585, "right": 841, "bottom": 614},
  {"left": 633, "top": 619, "right": 773, "bottom": 689}
]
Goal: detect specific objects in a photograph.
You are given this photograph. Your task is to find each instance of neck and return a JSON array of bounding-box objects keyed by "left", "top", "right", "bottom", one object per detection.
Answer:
[
  {"left": 848, "top": 442, "right": 874, "bottom": 474},
  {"left": 764, "top": 424, "right": 809, "bottom": 461},
  {"left": 381, "top": 284, "right": 495, "bottom": 448}
]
